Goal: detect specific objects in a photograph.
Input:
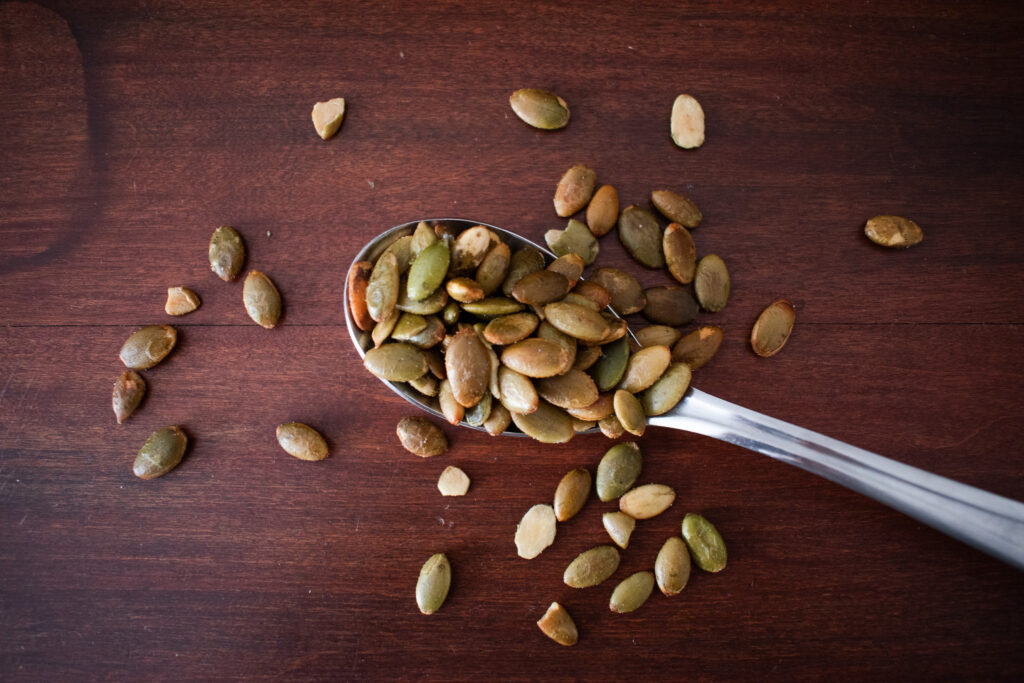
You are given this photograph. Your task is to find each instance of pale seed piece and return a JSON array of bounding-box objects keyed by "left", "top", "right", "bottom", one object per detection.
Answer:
[
  {"left": 543, "top": 302, "right": 610, "bottom": 343},
  {"left": 554, "top": 164, "right": 596, "bottom": 218},
  {"left": 618, "top": 205, "right": 664, "bottom": 269},
  {"left": 483, "top": 312, "right": 539, "bottom": 345},
  {"left": 865, "top": 214, "right": 923, "bottom": 248},
  {"left": 643, "top": 286, "right": 699, "bottom": 327},
  {"left": 545, "top": 219, "right": 599, "bottom": 266},
  {"left": 396, "top": 282, "right": 449, "bottom": 315},
  {"left": 119, "top": 325, "right": 177, "bottom": 370},
  {"left": 670, "top": 93, "right": 705, "bottom": 148},
  {"left": 537, "top": 602, "right": 578, "bottom": 646},
  {"left": 445, "top": 329, "right": 491, "bottom": 408},
  {"left": 602, "top": 511, "right": 636, "bottom": 549},
  {"left": 672, "top": 325, "right": 723, "bottom": 370},
  {"left": 592, "top": 337, "right": 630, "bottom": 392},
  {"left": 572, "top": 344, "right": 603, "bottom": 372},
  {"left": 406, "top": 241, "right": 450, "bottom": 301},
  {"left": 564, "top": 545, "right": 620, "bottom": 588},
  {"left": 620, "top": 483, "right": 675, "bottom": 519},
  {"left": 502, "top": 247, "right": 545, "bottom": 297},
  {"left": 613, "top": 390, "right": 646, "bottom": 437},
  {"left": 460, "top": 297, "right": 524, "bottom": 318},
  {"left": 634, "top": 325, "right": 682, "bottom": 350},
  {"left": 396, "top": 416, "right": 448, "bottom": 457},
  {"left": 618, "top": 345, "right": 671, "bottom": 393},
  {"left": 498, "top": 366, "right": 540, "bottom": 414},
  {"left": 586, "top": 184, "right": 619, "bottom": 236},
  {"left": 598, "top": 414, "right": 625, "bottom": 439},
  {"left": 655, "top": 536, "right": 691, "bottom": 596},
  {"left": 515, "top": 504, "right": 557, "bottom": 559},
  {"left": 566, "top": 392, "right": 615, "bottom": 421},
  {"left": 112, "top": 370, "right": 146, "bottom": 424},
  {"left": 416, "top": 553, "right": 451, "bottom": 615},
  {"left": 438, "top": 379, "right": 465, "bottom": 425},
  {"left": 366, "top": 253, "right": 399, "bottom": 323},
  {"left": 596, "top": 442, "right": 642, "bottom": 501},
  {"left": 537, "top": 369, "right": 599, "bottom": 410},
  {"left": 165, "top": 286, "right": 200, "bottom": 315},
  {"left": 682, "top": 513, "right": 727, "bottom": 572},
  {"left": 446, "top": 277, "right": 485, "bottom": 303},
  {"left": 363, "top": 343, "right": 428, "bottom": 382},
  {"left": 451, "top": 225, "right": 494, "bottom": 272},
  {"left": 438, "top": 466, "right": 470, "bottom": 496},
  {"left": 411, "top": 221, "right": 437, "bottom": 256},
  {"left": 208, "top": 225, "right": 245, "bottom": 282},
  {"left": 652, "top": 190, "right": 702, "bottom": 228},
  {"left": 311, "top": 97, "right": 345, "bottom": 139},
  {"left": 243, "top": 270, "right": 282, "bottom": 328},
  {"left": 476, "top": 241, "right": 511, "bottom": 295},
  {"left": 751, "top": 299, "right": 795, "bottom": 357},
  {"left": 663, "top": 222, "right": 697, "bottom": 285},
  {"left": 553, "top": 467, "right": 592, "bottom": 522},
  {"left": 347, "top": 261, "right": 375, "bottom": 331},
  {"left": 511, "top": 400, "right": 575, "bottom": 443},
  {"left": 464, "top": 392, "right": 492, "bottom": 426},
  {"left": 133, "top": 426, "right": 187, "bottom": 480},
  {"left": 501, "top": 339, "right": 570, "bottom": 379},
  {"left": 642, "top": 362, "right": 692, "bottom": 416},
  {"left": 487, "top": 346, "right": 501, "bottom": 398},
  {"left": 609, "top": 571, "right": 655, "bottom": 614},
  {"left": 571, "top": 418, "right": 595, "bottom": 433},
  {"left": 276, "top": 422, "right": 328, "bottom": 461},
  {"left": 371, "top": 308, "right": 400, "bottom": 348},
  {"left": 483, "top": 402, "right": 512, "bottom": 436},
  {"left": 694, "top": 254, "right": 730, "bottom": 312},
  {"left": 510, "top": 88, "right": 570, "bottom": 130},
  {"left": 589, "top": 268, "right": 646, "bottom": 315},
  {"left": 546, "top": 253, "right": 585, "bottom": 287},
  {"left": 512, "top": 270, "right": 570, "bottom": 306}
]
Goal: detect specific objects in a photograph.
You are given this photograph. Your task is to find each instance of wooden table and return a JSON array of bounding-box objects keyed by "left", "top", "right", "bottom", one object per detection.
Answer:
[{"left": 3, "top": 1, "right": 1023, "bottom": 679}]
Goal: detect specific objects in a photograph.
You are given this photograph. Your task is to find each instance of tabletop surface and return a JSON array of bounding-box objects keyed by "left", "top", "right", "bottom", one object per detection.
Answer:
[{"left": 2, "top": 0, "right": 1023, "bottom": 680}]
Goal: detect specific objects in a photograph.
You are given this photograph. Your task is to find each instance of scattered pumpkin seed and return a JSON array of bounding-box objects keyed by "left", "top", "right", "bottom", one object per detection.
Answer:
[
  {"left": 641, "top": 362, "right": 692, "bottom": 416},
  {"left": 133, "top": 426, "right": 187, "bottom": 480},
  {"left": 112, "top": 370, "right": 146, "bottom": 424},
  {"left": 563, "top": 545, "right": 620, "bottom": 588},
  {"left": 502, "top": 247, "right": 546, "bottom": 297},
  {"left": 536, "top": 602, "right": 578, "bottom": 646},
  {"left": 670, "top": 93, "right": 705, "bottom": 148},
  {"left": 682, "top": 513, "right": 727, "bottom": 572},
  {"left": 311, "top": 97, "right": 345, "bottom": 139},
  {"left": 545, "top": 218, "right": 599, "bottom": 265},
  {"left": 407, "top": 241, "right": 450, "bottom": 301},
  {"left": 276, "top": 422, "right": 328, "bottom": 461},
  {"left": 416, "top": 553, "right": 451, "bottom": 615},
  {"left": 515, "top": 503, "right": 558, "bottom": 559},
  {"left": 618, "top": 205, "right": 664, "bottom": 269},
  {"left": 510, "top": 88, "right": 570, "bottom": 130},
  {"left": 620, "top": 484, "right": 675, "bottom": 519},
  {"left": 602, "top": 511, "right": 636, "bottom": 549},
  {"left": 437, "top": 465, "right": 470, "bottom": 496},
  {"left": 348, "top": 261, "right": 375, "bottom": 331},
  {"left": 663, "top": 222, "right": 697, "bottom": 285},
  {"left": 643, "top": 286, "right": 698, "bottom": 326},
  {"left": 592, "top": 336, "right": 630, "bottom": 392},
  {"left": 672, "top": 325, "right": 723, "bottom": 369},
  {"left": 165, "top": 286, "right": 200, "bottom": 316},
  {"left": 751, "top": 299, "right": 795, "bottom": 357},
  {"left": 586, "top": 184, "right": 619, "bottom": 236},
  {"left": 501, "top": 338, "right": 570, "bottom": 378},
  {"left": 243, "top": 271, "right": 282, "bottom": 328},
  {"left": 655, "top": 536, "right": 691, "bottom": 596},
  {"left": 596, "top": 442, "right": 642, "bottom": 501},
  {"left": 652, "top": 189, "right": 702, "bottom": 228},
  {"left": 589, "top": 268, "right": 646, "bottom": 315},
  {"left": 363, "top": 343, "right": 428, "bottom": 381},
  {"left": 864, "top": 214, "right": 923, "bottom": 248},
  {"left": 618, "top": 345, "right": 671, "bottom": 393},
  {"left": 613, "top": 390, "right": 646, "bottom": 436},
  {"left": 554, "top": 467, "right": 592, "bottom": 522},
  {"left": 512, "top": 270, "right": 570, "bottom": 306},
  {"left": 396, "top": 416, "right": 448, "bottom": 457},
  {"left": 609, "top": 571, "right": 655, "bottom": 614},
  {"left": 554, "top": 164, "right": 596, "bottom": 218},
  {"left": 510, "top": 400, "right": 575, "bottom": 443},
  {"left": 537, "top": 369, "right": 599, "bottom": 410},
  {"left": 208, "top": 225, "right": 245, "bottom": 282},
  {"left": 119, "top": 325, "right": 177, "bottom": 370},
  {"left": 694, "top": 254, "right": 730, "bottom": 312},
  {"left": 438, "top": 379, "right": 465, "bottom": 425}
]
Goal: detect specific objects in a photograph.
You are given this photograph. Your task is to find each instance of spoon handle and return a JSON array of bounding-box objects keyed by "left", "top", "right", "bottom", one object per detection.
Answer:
[{"left": 650, "top": 388, "right": 1024, "bottom": 570}]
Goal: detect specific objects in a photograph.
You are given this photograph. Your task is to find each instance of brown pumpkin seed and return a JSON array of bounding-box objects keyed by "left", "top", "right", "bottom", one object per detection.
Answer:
[
  {"left": 446, "top": 277, "right": 485, "bottom": 303},
  {"left": 598, "top": 414, "right": 625, "bottom": 439},
  {"left": 682, "top": 513, "right": 727, "bottom": 572},
  {"left": 409, "top": 373, "right": 439, "bottom": 397},
  {"left": 670, "top": 93, "right": 705, "bottom": 148},
  {"left": 501, "top": 338, "right": 570, "bottom": 378},
  {"left": 564, "top": 545, "right": 620, "bottom": 588},
  {"left": 589, "top": 268, "right": 646, "bottom": 315},
  {"left": 482, "top": 402, "right": 512, "bottom": 435},
  {"left": 510, "top": 88, "right": 570, "bottom": 130},
  {"left": 512, "top": 270, "right": 570, "bottom": 306},
  {"left": 437, "top": 465, "right": 470, "bottom": 496},
  {"left": 502, "top": 247, "right": 546, "bottom": 297},
  {"left": 536, "top": 321, "right": 577, "bottom": 369},
  {"left": 643, "top": 286, "right": 698, "bottom": 326},
  {"left": 382, "top": 234, "right": 415, "bottom": 273},
  {"left": 404, "top": 316, "right": 446, "bottom": 349},
  {"left": 451, "top": 225, "right": 494, "bottom": 272},
  {"left": 416, "top": 553, "right": 451, "bottom": 615},
  {"left": 865, "top": 214, "right": 923, "bottom": 248},
  {"left": 652, "top": 190, "right": 702, "bottom": 228},
  {"left": 537, "top": 369, "right": 599, "bottom": 410},
  {"left": 445, "top": 329, "right": 491, "bottom": 407},
  {"left": 596, "top": 442, "right": 642, "bottom": 501},
  {"left": 554, "top": 164, "right": 596, "bottom": 217},
  {"left": 391, "top": 312, "right": 428, "bottom": 340},
  {"left": 633, "top": 325, "right": 682, "bottom": 350},
  {"left": 476, "top": 241, "right": 511, "bottom": 295},
  {"left": 396, "top": 416, "right": 448, "bottom": 457},
  {"left": 694, "top": 254, "right": 730, "bottom": 312},
  {"left": 119, "top": 325, "right": 177, "bottom": 370},
  {"left": 545, "top": 218, "right": 599, "bottom": 265},
  {"left": 571, "top": 344, "right": 603, "bottom": 371},
  {"left": 461, "top": 297, "right": 524, "bottom": 318},
  {"left": 537, "top": 602, "right": 578, "bottom": 646},
  {"left": 566, "top": 392, "right": 615, "bottom": 421},
  {"left": 751, "top": 299, "right": 795, "bottom": 357},
  {"left": 311, "top": 97, "right": 345, "bottom": 139},
  {"left": 511, "top": 400, "right": 575, "bottom": 443},
  {"left": 438, "top": 379, "right": 465, "bottom": 425},
  {"left": 573, "top": 280, "right": 611, "bottom": 310},
  {"left": 655, "top": 536, "right": 691, "bottom": 596},
  {"left": 208, "top": 225, "right": 245, "bottom": 282},
  {"left": 276, "top": 422, "right": 328, "bottom": 461},
  {"left": 618, "top": 345, "right": 671, "bottom": 393},
  {"left": 483, "top": 312, "right": 539, "bottom": 345},
  {"left": 515, "top": 503, "right": 558, "bottom": 559},
  {"left": 599, "top": 316, "right": 629, "bottom": 344},
  {"left": 406, "top": 240, "right": 450, "bottom": 301},
  {"left": 545, "top": 253, "right": 585, "bottom": 287},
  {"left": 544, "top": 302, "right": 610, "bottom": 343},
  {"left": 672, "top": 325, "right": 723, "bottom": 369},
  {"left": 619, "top": 483, "right": 675, "bottom": 519},
  {"left": 602, "top": 511, "right": 636, "bottom": 549},
  {"left": 363, "top": 342, "right": 428, "bottom": 381},
  {"left": 618, "top": 205, "right": 664, "bottom": 269},
  {"left": 586, "top": 184, "right": 619, "bottom": 236},
  {"left": 366, "top": 253, "right": 399, "bottom": 323},
  {"left": 609, "top": 571, "right": 655, "bottom": 614},
  {"left": 498, "top": 366, "right": 539, "bottom": 414},
  {"left": 133, "top": 426, "right": 188, "bottom": 479},
  {"left": 592, "top": 337, "right": 630, "bottom": 392},
  {"left": 348, "top": 261, "right": 375, "bottom": 331},
  {"left": 554, "top": 467, "right": 591, "bottom": 522},
  {"left": 112, "top": 370, "right": 146, "bottom": 424},
  {"left": 613, "top": 390, "right": 646, "bottom": 437},
  {"left": 165, "top": 286, "right": 200, "bottom": 316},
  {"left": 371, "top": 308, "right": 400, "bottom": 348},
  {"left": 642, "top": 362, "right": 692, "bottom": 416},
  {"left": 663, "top": 222, "right": 696, "bottom": 285}
]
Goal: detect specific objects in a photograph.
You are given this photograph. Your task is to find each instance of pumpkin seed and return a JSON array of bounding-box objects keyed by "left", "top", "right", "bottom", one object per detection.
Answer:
[
  {"left": 536, "top": 321, "right": 577, "bottom": 369},
  {"left": 438, "top": 379, "right": 465, "bottom": 425},
  {"left": 451, "top": 225, "right": 493, "bottom": 272},
  {"left": 554, "top": 164, "right": 596, "bottom": 217},
  {"left": 363, "top": 343, "right": 428, "bottom": 381},
  {"left": 620, "top": 484, "right": 675, "bottom": 519},
  {"left": 573, "top": 280, "right": 611, "bottom": 311},
  {"left": 512, "top": 270, "right": 570, "bottom": 306},
  {"left": 445, "top": 328, "right": 491, "bottom": 408},
  {"left": 694, "top": 254, "right": 730, "bottom": 312},
  {"left": 663, "top": 222, "right": 696, "bottom": 285},
  {"left": 482, "top": 312, "right": 539, "bottom": 345},
  {"left": 554, "top": 467, "right": 591, "bottom": 522},
  {"left": 642, "top": 362, "right": 692, "bottom": 416},
  {"left": 545, "top": 253, "right": 585, "bottom": 287},
  {"left": 515, "top": 503, "right": 557, "bottom": 559},
  {"left": 460, "top": 297, "right": 524, "bottom": 318},
  {"left": 406, "top": 241, "right": 450, "bottom": 301},
  {"left": 633, "top": 325, "right": 682, "bottom": 350},
  {"left": 563, "top": 545, "right": 620, "bottom": 588},
  {"left": 409, "top": 373, "right": 439, "bottom": 397},
  {"left": 464, "top": 392, "right": 492, "bottom": 426},
  {"left": 348, "top": 261, "right": 375, "bottom": 331},
  {"left": 618, "top": 205, "right": 664, "bottom": 269},
  {"left": 510, "top": 88, "right": 570, "bottom": 130},
  {"left": 498, "top": 366, "right": 540, "bottom": 414},
  {"left": 437, "top": 465, "right": 470, "bottom": 496},
  {"left": 589, "top": 268, "right": 646, "bottom": 315},
  {"left": 425, "top": 348, "right": 446, "bottom": 379},
  {"left": 545, "top": 219, "right": 599, "bottom": 265},
  {"left": 598, "top": 414, "right": 625, "bottom": 439},
  {"left": 396, "top": 416, "right": 448, "bottom": 457},
  {"left": 618, "top": 345, "right": 671, "bottom": 393},
  {"left": 476, "top": 241, "right": 511, "bottom": 295},
  {"left": 652, "top": 189, "right": 702, "bottom": 228},
  {"left": 112, "top": 370, "right": 146, "bottom": 424},
  {"left": 382, "top": 234, "right": 415, "bottom": 273},
  {"left": 119, "top": 325, "right": 177, "bottom": 370},
  {"left": 682, "top": 513, "right": 727, "bottom": 572},
  {"left": 571, "top": 344, "right": 603, "bottom": 371},
  {"left": 596, "top": 442, "right": 642, "bottom": 501},
  {"left": 483, "top": 402, "right": 512, "bottom": 435},
  {"left": 670, "top": 93, "right": 705, "bottom": 148},
  {"left": 501, "top": 338, "right": 570, "bottom": 378},
  {"left": 544, "top": 302, "right": 610, "bottom": 343},
  {"left": 602, "top": 511, "right": 636, "bottom": 549},
  {"left": 164, "top": 286, "right": 200, "bottom": 316},
  {"left": 751, "top": 299, "right": 795, "bottom": 357},
  {"left": 366, "top": 253, "right": 399, "bottom": 323},
  {"left": 502, "top": 247, "right": 545, "bottom": 297},
  {"left": 599, "top": 317, "right": 629, "bottom": 344},
  {"left": 561, "top": 292, "right": 599, "bottom": 312},
  {"left": 442, "top": 300, "right": 461, "bottom": 326},
  {"left": 566, "top": 392, "right": 615, "bottom": 421},
  {"left": 416, "top": 553, "right": 451, "bottom": 615},
  {"left": 865, "top": 214, "right": 923, "bottom": 248},
  {"left": 411, "top": 221, "right": 438, "bottom": 255},
  {"left": 537, "top": 602, "right": 578, "bottom": 646},
  {"left": 311, "top": 97, "right": 345, "bottom": 139},
  {"left": 276, "top": 422, "right": 329, "bottom": 461},
  {"left": 407, "top": 317, "right": 446, "bottom": 349},
  {"left": 208, "top": 225, "right": 245, "bottom": 282},
  {"left": 643, "top": 286, "right": 698, "bottom": 326},
  {"left": 609, "top": 571, "right": 655, "bottom": 614},
  {"left": 371, "top": 308, "right": 400, "bottom": 347},
  {"left": 133, "top": 426, "right": 187, "bottom": 480},
  {"left": 592, "top": 337, "right": 630, "bottom": 392},
  {"left": 655, "top": 536, "right": 691, "bottom": 595},
  {"left": 571, "top": 417, "right": 595, "bottom": 433},
  {"left": 537, "top": 369, "right": 599, "bottom": 410},
  {"left": 672, "top": 325, "right": 723, "bottom": 369},
  {"left": 510, "top": 400, "right": 575, "bottom": 443},
  {"left": 396, "top": 282, "right": 449, "bottom": 315},
  {"left": 391, "top": 312, "right": 428, "bottom": 340},
  {"left": 446, "top": 277, "right": 485, "bottom": 303},
  {"left": 613, "top": 390, "right": 646, "bottom": 437},
  {"left": 586, "top": 184, "right": 619, "bottom": 236}
]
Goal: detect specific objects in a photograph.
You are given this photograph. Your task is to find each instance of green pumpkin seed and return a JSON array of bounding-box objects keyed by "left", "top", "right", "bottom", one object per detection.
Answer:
[
  {"left": 366, "top": 252, "right": 399, "bottom": 323},
  {"left": 618, "top": 205, "right": 664, "bottom": 269},
  {"left": 405, "top": 316, "right": 446, "bottom": 349},
  {"left": 442, "top": 300, "right": 461, "bottom": 326},
  {"left": 670, "top": 93, "right": 705, "bottom": 148},
  {"left": 371, "top": 308, "right": 400, "bottom": 348},
  {"left": 165, "top": 286, "right": 200, "bottom": 316},
  {"left": 571, "top": 417, "right": 595, "bottom": 433},
  {"left": 619, "top": 484, "right": 675, "bottom": 519},
  {"left": 596, "top": 442, "right": 642, "bottom": 501},
  {"left": 445, "top": 328, "right": 491, "bottom": 408},
  {"left": 536, "top": 321, "right": 577, "bottom": 369},
  {"left": 510, "top": 88, "right": 570, "bottom": 130},
  {"left": 553, "top": 467, "right": 591, "bottom": 522},
  {"left": 663, "top": 222, "right": 696, "bottom": 285},
  {"left": 652, "top": 190, "right": 702, "bottom": 228},
  {"left": 572, "top": 344, "right": 603, "bottom": 371},
  {"left": 411, "top": 221, "right": 438, "bottom": 256},
  {"left": 391, "top": 312, "right": 428, "bottom": 340},
  {"left": 511, "top": 270, "right": 570, "bottom": 306},
  {"left": 460, "top": 297, "right": 524, "bottom": 318},
  {"left": 602, "top": 511, "right": 636, "bottom": 549},
  {"left": 502, "top": 247, "right": 545, "bottom": 297},
  {"left": 537, "top": 602, "right": 578, "bottom": 647},
  {"left": 476, "top": 241, "right": 511, "bottom": 295},
  {"left": 451, "top": 225, "right": 494, "bottom": 272},
  {"left": 515, "top": 503, "right": 557, "bottom": 559},
  {"left": 483, "top": 312, "right": 539, "bottom": 345},
  {"left": 510, "top": 400, "right": 575, "bottom": 443},
  {"left": 416, "top": 553, "right": 451, "bottom": 615},
  {"left": 133, "top": 426, "right": 187, "bottom": 480},
  {"left": 694, "top": 254, "right": 730, "bottom": 312},
  {"left": 586, "top": 184, "right": 619, "bottom": 236},
  {"left": 347, "top": 261, "right": 375, "bottom": 331},
  {"left": 598, "top": 414, "right": 625, "bottom": 439},
  {"left": 498, "top": 366, "right": 539, "bottom": 414},
  {"left": 545, "top": 218, "right": 599, "bottom": 265},
  {"left": 643, "top": 286, "right": 698, "bottom": 327},
  {"left": 406, "top": 241, "right": 450, "bottom": 301},
  {"left": 751, "top": 299, "right": 795, "bottom": 357},
  {"left": 682, "top": 513, "right": 727, "bottom": 572},
  {"left": 243, "top": 271, "right": 282, "bottom": 328},
  {"left": 112, "top": 370, "right": 146, "bottom": 424},
  {"left": 311, "top": 97, "right": 345, "bottom": 139},
  {"left": 409, "top": 373, "right": 439, "bottom": 397},
  {"left": 566, "top": 392, "right": 615, "bottom": 421},
  {"left": 554, "top": 164, "right": 596, "bottom": 217},
  {"left": 613, "top": 390, "right": 646, "bottom": 437},
  {"left": 633, "top": 325, "right": 682, "bottom": 350},
  {"left": 655, "top": 536, "right": 691, "bottom": 595},
  {"left": 501, "top": 338, "right": 570, "bottom": 378},
  {"left": 672, "top": 325, "right": 723, "bottom": 369},
  {"left": 537, "top": 369, "right": 599, "bottom": 410},
  {"left": 396, "top": 281, "right": 449, "bottom": 314},
  {"left": 437, "top": 465, "right": 471, "bottom": 496},
  {"left": 382, "top": 234, "right": 415, "bottom": 273},
  {"left": 865, "top": 214, "right": 923, "bottom": 248},
  {"left": 618, "top": 345, "right": 671, "bottom": 393},
  {"left": 438, "top": 379, "right": 465, "bottom": 425},
  {"left": 589, "top": 268, "right": 646, "bottom": 315},
  {"left": 276, "top": 422, "right": 329, "bottom": 461},
  {"left": 543, "top": 302, "right": 610, "bottom": 343},
  {"left": 119, "top": 325, "right": 177, "bottom": 370},
  {"left": 546, "top": 253, "right": 585, "bottom": 287},
  {"left": 464, "top": 392, "right": 492, "bottom": 426},
  {"left": 642, "top": 362, "right": 692, "bottom": 416},
  {"left": 592, "top": 337, "right": 630, "bottom": 392},
  {"left": 609, "top": 571, "right": 655, "bottom": 614},
  {"left": 208, "top": 225, "right": 245, "bottom": 282},
  {"left": 564, "top": 545, "right": 620, "bottom": 588},
  {"left": 482, "top": 402, "right": 512, "bottom": 436},
  {"left": 396, "top": 416, "right": 448, "bottom": 457},
  {"left": 363, "top": 343, "right": 428, "bottom": 381}
]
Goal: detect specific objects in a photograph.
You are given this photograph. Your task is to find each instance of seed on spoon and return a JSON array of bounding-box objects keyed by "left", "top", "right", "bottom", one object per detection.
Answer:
[
  {"left": 347, "top": 261, "right": 375, "bottom": 331},
  {"left": 672, "top": 325, "right": 723, "bottom": 369},
  {"left": 563, "top": 545, "right": 620, "bottom": 588}
]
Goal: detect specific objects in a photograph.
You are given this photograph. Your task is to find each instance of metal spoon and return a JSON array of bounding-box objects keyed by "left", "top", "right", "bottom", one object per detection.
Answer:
[{"left": 346, "top": 218, "right": 1024, "bottom": 570}]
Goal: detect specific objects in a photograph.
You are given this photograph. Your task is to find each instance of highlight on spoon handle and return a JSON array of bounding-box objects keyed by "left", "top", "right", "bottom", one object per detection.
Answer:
[{"left": 650, "top": 388, "right": 1024, "bottom": 571}]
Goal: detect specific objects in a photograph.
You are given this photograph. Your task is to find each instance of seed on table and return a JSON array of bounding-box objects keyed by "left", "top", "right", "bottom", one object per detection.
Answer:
[
  {"left": 515, "top": 503, "right": 557, "bottom": 559},
  {"left": 311, "top": 97, "right": 345, "bottom": 139},
  {"left": 208, "top": 225, "right": 245, "bottom": 282},
  {"left": 133, "top": 426, "right": 187, "bottom": 480},
  {"left": 586, "top": 184, "right": 619, "bottom": 236},
  {"left": 618, "top": 205, "right": 664, "bottom": 269},
  {"left": 510, "top": 400, "right": 575, "bottom": 443},
  {"left": 602, "top": 511, "right": 636, "bottom": 549},
  {"left": 165, "top": 286, "right": 200, "bottom": 316},
  {"left": 655, "top": 536, "right": 691, "bottom": 596},
  {"left": 694, "top": 254, "right": 730, "bottom": 312},
  {"left": 670, "top": 93, "right": 705, "bottom": 148},
  {"left": 609, "top": 571, "right": 655, "bottom": 614},
  {"left": 563, "top": 545, "right": 620, "bottom": 588},
  {"left": 396, "top": 416, "right": 448, "bottom": 457},
  {"left": 416, "top": 553, "right": 451, "bottom": 615},
  {"left": 652, "top": 189, "right": 702, "bottom": 228},
  {"left": 751, "top": 299, "right": 795, "bottom": 357},
  {"left": 641, "top": 362, "right": 692, "bottom": 416},
  {"left": 554, "top": 467, "right": 592, "bottom": 522},
  {"left": 112, "top": 370, "right": 146, "bottom": 424},
  {"left": 618, "top": 345, "right": 672, "bottom": 394},
  {"left": 445, "top": 328, "right": 491, "bottom": 408},
  {"left": 864, "top": 214, "right": 924, "bottom": 248},
  {"left": 119, "top": 325, "right": 177, "bottom": 370},
  {"left": 619, "top": 484, "right": 675, "bottom": 519},
  {"left": 276, "top": 422, "right": 329, "bottom": 461},
  {"left": 595, "top": 442, "right": 642, "bottom": 501},
  {"left": 537, "top": 369, "right": 599, "bottom": 410},
  {"left": 498, "top": 366, "right": 540, "bottom": 415},
  {"left": 363, "top": 342, "right": 428, "bottom": 382},
  {"left": 545, "top": 218, "right": 599, "bottom": 265},
  {"left": 554, "top": 164, "right": 596, "bottom": 218},
  {"left": 243, "top": 270, "right": 282, "bottom": 328},
  {"left": 589, "top": 268, "right": 646, "bottom": 315},
  {"left": 672, "top": 325, "right": 723, "bottom": 369},
  {"left": 511, "top": 270, "right": 570, "bottom": 306},
  {"left": 347, "top": 261, "right": 375, "bottom": 331},
  {"left": 509, "top": 88, "right": 570, "bottom": 130},
  {"left": 682, "top": 513, "right": 728, "bottom": 572},
  {"left": 536, "top": 602, "right": 578, "bottom": 646},
  {"left": 643, "top": 286, "right": 699, "bottom": 327},
  {"left": 663, "top": 222, "right": 696, "bottom": 285},
  {"left": 437, "top": 466, "right": 470, "bottom": 496},
  {"left": 406, "top": 240, "right": 450, "bottom": 301}
]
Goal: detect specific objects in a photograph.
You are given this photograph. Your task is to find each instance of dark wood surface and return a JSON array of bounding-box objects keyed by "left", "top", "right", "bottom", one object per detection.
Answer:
[{"left": 2, "top": 1, "right": 1023, "bottom": 679}]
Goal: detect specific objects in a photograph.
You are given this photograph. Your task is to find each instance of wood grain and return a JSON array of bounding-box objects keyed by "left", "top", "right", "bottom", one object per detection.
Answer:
[{"left": 2, "top": 0, "right": 1023, "bottom": 679}]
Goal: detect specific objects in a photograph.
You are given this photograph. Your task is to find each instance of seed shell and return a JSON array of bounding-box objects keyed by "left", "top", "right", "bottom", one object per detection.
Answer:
[
  {"left": 510, "top": 88, "right": 570, "bottom": 130},
  {"left": 165, "top": 286, "right": 200, "bottom": 315},
  {"left": 243, "top": 270, "right": 282, "bottom": 329},
  {"left": 595, "top": 442, "right": 642, "bottom": 501},
  {"left": 133, "top": 426, "right": 187, "bottom": 480},
  {"left": 553, "top": 467, "right": 592, "bottom": 522},
  {"left": 586, "top": 184, "right": 619, "bottom": 236},
  {"left": 618, "top": 205, "right": 664, "bottom": 269},
  {"left": 119, "top": 325, "right": 177, "bottom": 370},
  {"left": 112, "top": 370, "right": 146, "bottom": 424},
  {"left": 682, "top": 513, "right": 728, "bottom": 572},
  {"left": 311, "top": 97, "right": 345, "bottom": 139},
  {"left": 670, "top": 93, "right": 705, "bottom": 148},
  {"left": 751, "top": 299, "right": 795, "bottom": 357},
  {"left": 554, "top": 164, "right": 596, "bottom": 218},
  {"left": 663, "top": 223, "right": 697, "bottom": 285},
  {"left": 515, "top": 504, "right": 557, "bottom": 559},
  {"left": 694, "top": 254, "right": 730, "bottom": 312},
  {"left": 619, "top": 483, "right": 675, "bottom": 519},
  {"left": 864, "top": 214, "right": 924, "bottom": 248},
  {"left": 416, "top": 553, "right": 451, "bottom": 615},
  {"left": 537, "top": 602, "right": 578, "bottom": 646},
  {"left": 208, "top": 225, "right": 245, "bottom": 282},
  {"left": 602, "top": 511, "right": 636, "bottom": 549},
  {"left": 655, "top": 536, "right": 692, "bottom": 596},
  {"left": 609, "top": 571, "right": 655, "bottom": 614},
  {"left": 276, "top": 422, "right": 329, "bottom": 461},
  {"left": 563, "top": 545, "right": 620, "bottom": 588},
  {"left": 396, "top": 416, "right": 448, "bottom": 457}
]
